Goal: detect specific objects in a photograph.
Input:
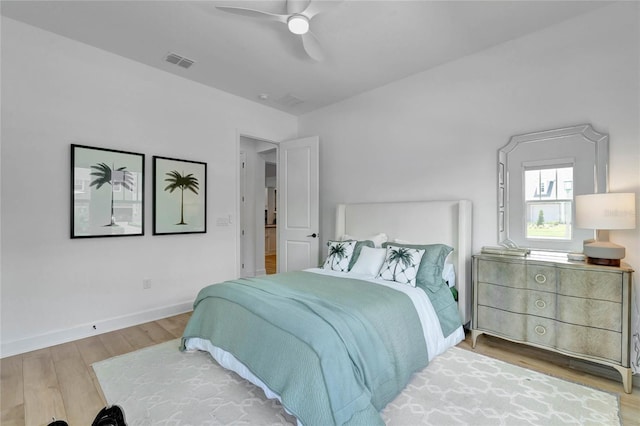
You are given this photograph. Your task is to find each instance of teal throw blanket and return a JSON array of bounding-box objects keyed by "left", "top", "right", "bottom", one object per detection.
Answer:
[{"left": 181, "top": 271, "right": 429, "bottom": 425}]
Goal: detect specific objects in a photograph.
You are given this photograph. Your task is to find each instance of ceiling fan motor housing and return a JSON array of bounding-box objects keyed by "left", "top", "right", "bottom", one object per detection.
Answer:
[{"left": 287, "top": 14, "right": 309, "bottom": 35}]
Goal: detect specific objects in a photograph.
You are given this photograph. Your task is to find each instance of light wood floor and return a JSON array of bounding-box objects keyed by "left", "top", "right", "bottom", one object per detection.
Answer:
[
  {"left": 2, "top": 313, "right": 638, "bottom": 425},
  {"left": 0, "top": 313, "right": 191, "bottom": 426},
  {"left": 266, "top": 254, "right": 277, "bottom": 275}
]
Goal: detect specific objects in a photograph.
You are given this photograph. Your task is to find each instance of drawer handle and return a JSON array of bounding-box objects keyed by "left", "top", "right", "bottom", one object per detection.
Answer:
[
  {"left": 534, "top": 273, "right": 547, "bottom": 284},
  {"left": 534, "top": 325, "right": 547, "bottom": 335},
  {"left": 535, "top": 299, "right": 547, "bottom": 309}
]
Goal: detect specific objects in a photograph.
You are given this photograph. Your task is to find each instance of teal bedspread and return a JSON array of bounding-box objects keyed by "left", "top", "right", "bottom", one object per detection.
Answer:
[{"left": 181, "top": 271, "right": 429, "bottom": 426}]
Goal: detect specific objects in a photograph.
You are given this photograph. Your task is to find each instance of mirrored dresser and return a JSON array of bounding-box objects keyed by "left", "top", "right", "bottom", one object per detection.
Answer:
[{"left": 471, "top": 253, "right": 634, "bottom": 393}]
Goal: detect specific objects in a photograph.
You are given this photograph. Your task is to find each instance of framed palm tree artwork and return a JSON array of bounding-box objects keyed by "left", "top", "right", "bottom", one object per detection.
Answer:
[
  {"left": 153, "top": 156, "right": 207, "bottom": 235},
  {"left": 71, "top": 144, "right": 145, "bottom": 238}
]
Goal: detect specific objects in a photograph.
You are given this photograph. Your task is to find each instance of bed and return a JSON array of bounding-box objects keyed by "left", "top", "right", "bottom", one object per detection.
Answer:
[{"left": 181, "top": 200, "right": 473, "bottom": 425}]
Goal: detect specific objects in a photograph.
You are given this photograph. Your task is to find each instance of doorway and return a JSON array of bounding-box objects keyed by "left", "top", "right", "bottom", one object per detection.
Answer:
[
  {"left": 265, "top": 162, "right": 277, "bottom": 274},
  {"left": 239, "top": 135, "right": 278, "bottom": 278}
]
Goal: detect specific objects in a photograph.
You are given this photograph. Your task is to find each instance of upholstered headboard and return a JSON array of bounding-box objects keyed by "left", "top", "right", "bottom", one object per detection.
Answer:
[{"left": 335, "top": 200, "right": 473, "bottom": 325}]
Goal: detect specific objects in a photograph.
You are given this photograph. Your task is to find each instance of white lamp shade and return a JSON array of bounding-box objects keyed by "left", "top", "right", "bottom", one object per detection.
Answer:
[{"left": 575, "top": 193, "right": 636, "bottom": 230}]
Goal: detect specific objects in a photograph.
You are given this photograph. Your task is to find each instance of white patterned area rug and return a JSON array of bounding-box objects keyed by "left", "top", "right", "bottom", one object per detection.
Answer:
[{"left": 93, "top": 340, "right": 621, "bottom": 426}]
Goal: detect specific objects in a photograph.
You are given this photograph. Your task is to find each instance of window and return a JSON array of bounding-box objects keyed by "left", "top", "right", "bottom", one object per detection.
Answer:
[{"left": 524, "top": 166, "right": 573, "bottom": 240}]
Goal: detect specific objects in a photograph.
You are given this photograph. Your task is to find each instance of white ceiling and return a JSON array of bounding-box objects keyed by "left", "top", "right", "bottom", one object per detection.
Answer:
[{"left": 1, "top": 0, "right": 607, "bottom": 115}]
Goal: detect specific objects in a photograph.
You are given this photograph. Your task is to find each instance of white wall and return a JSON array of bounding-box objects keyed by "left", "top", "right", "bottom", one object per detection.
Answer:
[
  {"left": 0, "top": 17, "right": 297, "bottom": 357},
  {"left": 300, "top": 3, "right": 639, "bottom": 272}
]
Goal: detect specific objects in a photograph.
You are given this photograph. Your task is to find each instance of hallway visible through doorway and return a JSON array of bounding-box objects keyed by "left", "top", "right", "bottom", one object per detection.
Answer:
[{"left": 266, "top": 254, "right": 277, "bottom": 274}]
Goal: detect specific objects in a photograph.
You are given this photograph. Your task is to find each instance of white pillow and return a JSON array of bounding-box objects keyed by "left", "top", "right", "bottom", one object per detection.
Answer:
[
  {"left": 341, "top": 233, "right": 388, "bottom": 248},
  {"left": 322, "top": 240, "right": 356, "bottom": 272},
  {"left": 349, "top": 246, "right": 387, "bottom": 277},
  {"left": 442, "top": 263, "right": 456, "bottom": 288},
  {"left": 376, "top": 245, "right": 425, "bottom": 286},
  {"left": 393, "top": 238, "right": 411, "bottom": 244}
]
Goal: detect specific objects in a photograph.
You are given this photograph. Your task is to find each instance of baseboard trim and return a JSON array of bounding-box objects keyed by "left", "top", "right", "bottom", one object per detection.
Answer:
[{"left": 1, "top": 301, "right": 193, "bottom": 359}]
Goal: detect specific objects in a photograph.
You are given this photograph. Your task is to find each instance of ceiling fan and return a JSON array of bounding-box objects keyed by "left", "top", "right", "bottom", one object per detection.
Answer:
[{"left": 215, "top": 0, "right": 342, "bottom": 61}]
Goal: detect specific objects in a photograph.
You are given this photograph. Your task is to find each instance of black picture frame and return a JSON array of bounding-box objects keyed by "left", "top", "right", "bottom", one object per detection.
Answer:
[
  {"left": 71, "top": 144, "right": 145, "bottom": 238},
  {"left": 153, "top": 156, "right": 207, "bottom": 235}
]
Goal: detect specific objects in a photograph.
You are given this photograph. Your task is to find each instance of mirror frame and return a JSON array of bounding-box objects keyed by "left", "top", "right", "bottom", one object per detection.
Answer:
[{"left": 498, "top": 124, "right": 609, "bottom": 249}]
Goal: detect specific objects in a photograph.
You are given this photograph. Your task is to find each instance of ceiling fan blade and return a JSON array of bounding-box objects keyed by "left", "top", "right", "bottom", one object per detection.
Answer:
[
  {"left": 301, "top": 32, "right": 325, "bottom": 61},
  {"left": 215, "top": 6, "right": 289, "bottom": 24},
  {"left": 287, "top": 0, "right": 310, "bottom": 15},
  {"left": 302, "top": 0, "right": 343, "bottom": 19}
]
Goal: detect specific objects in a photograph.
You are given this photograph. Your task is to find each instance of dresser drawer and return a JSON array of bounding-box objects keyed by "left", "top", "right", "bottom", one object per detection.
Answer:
[
  {"left": 475, "top": 305, "right": 620, "bottom": 362},
  {"left": 477, "top": 259, "right": 525, "bottom": 287},
  {"left": 526, "top": 264, "right": 556, "bottom": 291},
  {"left": 477, "top": 282, "right": 556, "bottom": 319},
  {"left": 475, "top": 306, "right": 556, "bottom": 348},
  {"left": 556, "top": 322, "right": 622, "bottom": 363},
  {"left": 525, "top": 316, "right": 557, "bottom": 348},
  {"left": 476, "top": 305, "right": 526, "bottom": 340},
  {"left": 556, "top": 294, "right": 621, "bottom": 332},
  {"left": 477, "top": 259, "right": 556, "bottom": 291},
  {"left": 558, "top": 269, "right": 622, "bottom": 302}
]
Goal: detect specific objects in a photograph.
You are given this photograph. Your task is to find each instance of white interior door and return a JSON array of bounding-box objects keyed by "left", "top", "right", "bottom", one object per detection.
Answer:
[{"left": 278, "top": 136, "right": 320, "bottom": 272}]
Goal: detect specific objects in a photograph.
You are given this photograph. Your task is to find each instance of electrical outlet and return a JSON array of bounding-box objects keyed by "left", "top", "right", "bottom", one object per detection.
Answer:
[{"left": 143, "top": 278, "right": 152, "bottom": 289}]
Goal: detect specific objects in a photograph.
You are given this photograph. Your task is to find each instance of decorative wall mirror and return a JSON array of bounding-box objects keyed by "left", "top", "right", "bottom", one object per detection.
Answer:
[{"left": 498, "top": 124, "right": 608, "bottom": 252}]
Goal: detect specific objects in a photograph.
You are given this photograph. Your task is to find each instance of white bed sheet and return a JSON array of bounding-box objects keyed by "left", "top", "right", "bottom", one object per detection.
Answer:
[{"left": 185, "top": 269, "right": 465, "bottom": 421}]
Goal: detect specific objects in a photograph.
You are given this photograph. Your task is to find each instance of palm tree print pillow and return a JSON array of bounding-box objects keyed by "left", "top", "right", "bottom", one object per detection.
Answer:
[
  {"left": 376, "top": 245, "right": 426, "bottom": 286},
  {"left": 322, "top": 240, "right": 357, "bottom": 272},
  {"left": 382, "top": 242, "right": 453, "bottom": 292}
]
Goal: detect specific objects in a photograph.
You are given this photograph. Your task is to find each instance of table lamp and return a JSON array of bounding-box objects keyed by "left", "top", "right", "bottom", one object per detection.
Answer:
[{"left": 575, "top": 193, "right": 636, "bottom": 266}]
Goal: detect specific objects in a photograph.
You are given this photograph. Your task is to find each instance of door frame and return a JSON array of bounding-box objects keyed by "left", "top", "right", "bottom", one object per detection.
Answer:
[{"left": 236, "top": 131, "right": 279, "bottom": 278}]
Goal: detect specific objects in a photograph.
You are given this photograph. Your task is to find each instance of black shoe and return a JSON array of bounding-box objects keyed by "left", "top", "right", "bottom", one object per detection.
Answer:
[{"left": 91, "top": 405, "right": 127, "bottom": 426}]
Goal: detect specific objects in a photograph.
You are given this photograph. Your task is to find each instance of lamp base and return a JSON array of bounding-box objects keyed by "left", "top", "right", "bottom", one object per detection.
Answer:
[
  {"left": 586, "top": 257, "right": 621, "bottom": 267},
  {"left": 583, "top": 240, "right": 625, "bottom": 267}
]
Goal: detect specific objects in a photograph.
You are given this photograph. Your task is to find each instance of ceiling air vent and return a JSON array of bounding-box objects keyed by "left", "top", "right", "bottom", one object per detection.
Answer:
[
  {"left": 165, "top": 52, "right": 195, "bottom": 69},
  {"left": 276, "top": 94, "right": 304, "bottom": 107}
]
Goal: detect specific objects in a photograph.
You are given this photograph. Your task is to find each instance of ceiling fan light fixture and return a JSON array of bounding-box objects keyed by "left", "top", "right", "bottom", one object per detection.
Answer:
[{"left": 287, "top": 14, "right": 309, "bottom": 35}]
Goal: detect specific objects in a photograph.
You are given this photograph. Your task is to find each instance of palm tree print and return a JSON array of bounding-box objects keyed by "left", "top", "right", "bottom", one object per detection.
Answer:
[
  {"left": 164, "top": 170, "right": 199, "bottom": 225},
  {"left": 388, "top": 247, "right": 415, "bottom": 281},
  {"left": 328, "top": 242, "right": 348, "bottom": 270},
  {"left": 90, "top": 162, "right": 134, "bottom": 226}
]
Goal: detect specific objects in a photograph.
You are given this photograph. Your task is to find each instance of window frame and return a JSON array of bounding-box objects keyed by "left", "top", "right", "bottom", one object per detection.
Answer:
[{"left": 523, "top": 162, "right": 574, "bottom": 242}]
